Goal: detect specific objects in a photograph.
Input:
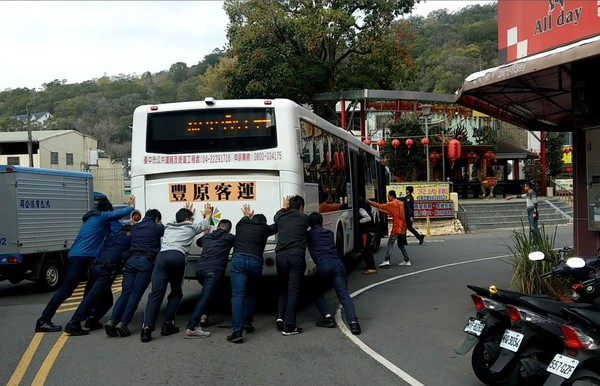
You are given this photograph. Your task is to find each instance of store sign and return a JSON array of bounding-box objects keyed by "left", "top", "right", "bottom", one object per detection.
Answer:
[
  {"left": 498, "top": 0, "right": 600, "bottom": 64},
  {"left": 387, "top": 183, "right": 450, "bottom": 201},
  {"left": 414, "top": 201, "right": 455, "bottom": 219}
]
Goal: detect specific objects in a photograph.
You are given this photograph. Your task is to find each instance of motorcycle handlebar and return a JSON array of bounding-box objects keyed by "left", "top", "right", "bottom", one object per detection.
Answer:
[{"left": 539, "top": 270, "right": 554, "bottom": 279}]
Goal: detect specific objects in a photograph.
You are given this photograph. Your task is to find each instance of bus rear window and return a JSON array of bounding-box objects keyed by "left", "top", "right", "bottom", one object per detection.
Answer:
[{"left": 146, "top": 107, "right": 277, "bottom": 154}]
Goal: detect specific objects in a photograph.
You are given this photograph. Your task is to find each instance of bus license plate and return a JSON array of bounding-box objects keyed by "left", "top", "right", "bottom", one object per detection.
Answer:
[
  {"left": 463, "top": 317, "right": 485, "bottom": 336},
  {"left": 499, "top": 329, "right": 524, "bottom": 352},
  {"left": 546, "top": 354, "right": 579, "bottom": 379}
]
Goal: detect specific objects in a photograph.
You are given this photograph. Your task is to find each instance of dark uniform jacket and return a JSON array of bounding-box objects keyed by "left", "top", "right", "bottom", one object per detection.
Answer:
[
  {"left": 95, "top": 231, "right": 132, "bottom": 272},
  {"left": 129, "top": 217, "right": 165, "bottom": 258},
  {"left": 233, "top": 216, "right": 278, "bottom": 263},
  {"left": 195, "top": 228, "right": 235, "bottom": 273},
  {"left": 307, "top": 225, "right": 340, "bottom": 265},
  {"left": 273, "top": 208, "right": 309, "bottom": 257}
]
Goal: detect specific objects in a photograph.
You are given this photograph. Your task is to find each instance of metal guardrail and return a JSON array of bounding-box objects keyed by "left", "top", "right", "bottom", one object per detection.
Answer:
[{"left": 548, "top": 178, "right": 574, "bottom": 207}]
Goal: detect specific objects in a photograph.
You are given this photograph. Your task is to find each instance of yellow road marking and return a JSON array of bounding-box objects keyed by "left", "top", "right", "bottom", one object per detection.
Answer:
[
  {"left": 32, "top": 333, "right": 69, "bottom": 386},
  {"left": 6, "top": 333, "right": 44, "bottom": 386}
]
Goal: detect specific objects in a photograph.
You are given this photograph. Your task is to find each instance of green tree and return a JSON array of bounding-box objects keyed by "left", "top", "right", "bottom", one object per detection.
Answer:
[
  {"left": 545, "top": 132, "right": 566, "bottom": 179},
  {"left": 384, "top": 117, "right": 426, "bottom": 181},
  {"left": 223, "top": 0, "right": 418, "bottom": 103}
]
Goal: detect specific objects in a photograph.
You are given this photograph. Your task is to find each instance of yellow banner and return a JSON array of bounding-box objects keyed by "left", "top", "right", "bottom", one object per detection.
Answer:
[{"left": 168, "top": 181, "right": 256, "bottom": 202}]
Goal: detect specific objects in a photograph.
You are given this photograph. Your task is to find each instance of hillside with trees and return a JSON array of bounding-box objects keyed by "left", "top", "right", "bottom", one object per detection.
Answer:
[{"left": 0, "top": 1, "right": 498, "bottom": 159}]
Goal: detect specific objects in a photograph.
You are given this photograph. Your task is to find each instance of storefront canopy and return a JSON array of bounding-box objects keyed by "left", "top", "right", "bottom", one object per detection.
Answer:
[{"left": 456, "top": 34, "right": 600, "bottom": 133}]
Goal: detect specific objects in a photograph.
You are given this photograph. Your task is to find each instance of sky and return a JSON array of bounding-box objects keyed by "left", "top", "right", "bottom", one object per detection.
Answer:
[{"left": 0, "top": 1, "right": 495, "bottom": 91}]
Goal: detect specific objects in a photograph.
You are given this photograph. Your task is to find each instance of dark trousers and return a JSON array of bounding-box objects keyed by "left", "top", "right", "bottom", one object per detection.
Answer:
[
  {"left": 276, "top": 253, "right": 306, "bottom": 328},
  {"left": 142, "top": 250, "right": 186, "bottom": 330},
  {"left": 40, "top": 256, "right": 94, "bottom": 323},
  {"left": 314, "top": 259, "right": 357, "bottom": 323},
  {"left": 70, "top": 265, "right": 115, "bottom": 324},
  {"left": 111, "top": 253, "right": 154, "bottom": 325},
  {"left": 230, "top": 253, "right": 263, "bottom": 333},
  {"left": 406, "top": 218, "right": 422, "bottom": 239},
  {"left": 360, "top": 232, "right": 376, "bottom": 270},
  {"left": 187, "top": 268, "right": 223, "bottom": 330}
]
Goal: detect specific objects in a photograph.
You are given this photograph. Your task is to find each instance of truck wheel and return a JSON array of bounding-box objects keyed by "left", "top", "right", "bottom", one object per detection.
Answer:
[{"left": 37, "top": 259, "right": 64, "bottom": 291}]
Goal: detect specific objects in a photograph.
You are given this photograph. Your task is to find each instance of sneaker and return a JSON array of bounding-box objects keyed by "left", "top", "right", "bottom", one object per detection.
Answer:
[
  {"left": 398, "top": 261, "right": 412, "bottom": 266},
  {"left": 349, "top": 321, "right": 362, "bottom": 335},
  {"left": 161, "top": 322, "right": 180, "bottom": 336},
  {"left": 115, "top": 322, "right": 131, "bottom": 337},
  {"left": 243, "top": 323, "right": 256, "bottom": 333},
  {"left": 282, "top": 326, "right": 303, "bottom": 336},
  {"left": 184, "top": 327, "right": 211, "bottom": 339},
  {"left": 35, "top": 320, "right": 62, "bottom": 333},
  {"left": 140, "top": 327, "right": 152, "bottom": 343},
  {"left": 316, "top": 317, "right": 336, "bottom": 328},
  {"left": 226, "top": 330, "right": 244, "bottom": 343},
  {"left": 200, "top": 316, "right": 209, "bottom": 328},
  {"left": 275, "top": 315, "right": 284, "bottom": 331},
  {"left": 419, "top": 235, "right": 425, "bottom": 245},
  {"left": 64, "top": 322, "right": 89, "bottom": 336},
  {"left": 84, "top": 317, "right": 103, "bottom": 330},
  {"left": 363, "top": 269, "right": 377, "bottom": 275},
  {"left": 104, "top": 320, "right": 118, "bottom": 337},
  {"left": 378, "top": 260, "right": 391, "bottom": 268}
]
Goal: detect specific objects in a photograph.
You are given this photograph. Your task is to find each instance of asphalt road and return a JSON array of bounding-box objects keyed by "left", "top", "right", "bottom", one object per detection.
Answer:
[{"left": 0, "top": 225, "right": 574, "bottom": 386}]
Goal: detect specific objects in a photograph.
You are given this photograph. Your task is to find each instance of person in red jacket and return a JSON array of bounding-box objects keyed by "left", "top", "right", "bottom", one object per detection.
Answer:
[{"left": 367, "top": 190, "right": 411, "bottom": 267}]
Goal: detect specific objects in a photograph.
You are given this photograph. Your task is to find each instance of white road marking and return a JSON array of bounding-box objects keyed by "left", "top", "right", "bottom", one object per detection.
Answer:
[{"left": 335, "top": 254, "right": 510, "bottom": 385}]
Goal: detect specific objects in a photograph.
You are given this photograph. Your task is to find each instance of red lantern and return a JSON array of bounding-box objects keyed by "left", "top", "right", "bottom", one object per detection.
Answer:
[
  {"left": 363, "top": 139, "right": 371, "bottom": 146},
  {"left": 467, "top": 151, "right": 478, "bottom": 165},
  {"left": 429, "top": 151, "right": 441, "bottom": 168},
  {"left": 405, "top": 138, "right": 413, "bottom": 147},
  {"left": 483, "top": 150, "right": 496, "bottom": 166},
  {"left": 391, "top": 139, "right": 400, "bottom": 148},
  {"left": 420, "top": 137, "right": 429, "bottom": 146},
  {"left": 447, "top": 139, "right": 461, "bottom": 169},
  {"left": 377, "top": 139, "right": 385, "bottom": 148}
]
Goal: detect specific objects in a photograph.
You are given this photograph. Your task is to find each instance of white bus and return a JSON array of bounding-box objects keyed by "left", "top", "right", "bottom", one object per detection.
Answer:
[{"left": 130, "top": 98, "right": 387, "bottom": 278}]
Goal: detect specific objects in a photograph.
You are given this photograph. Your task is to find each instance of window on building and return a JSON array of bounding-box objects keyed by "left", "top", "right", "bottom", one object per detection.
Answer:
[
  {"left": 50, "top": 152, "right": 58, "bottom": 165},
  {"left": 66, "top": 153, "right": 73, "bottom": 165},
  {"left": 7, "top": 156, "right": 19, "bottom": 165}
]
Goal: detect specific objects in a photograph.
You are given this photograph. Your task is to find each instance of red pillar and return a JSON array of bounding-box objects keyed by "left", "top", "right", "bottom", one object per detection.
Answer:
[{"left": 540, "top": 131, "right": 546, "bottom": 196}]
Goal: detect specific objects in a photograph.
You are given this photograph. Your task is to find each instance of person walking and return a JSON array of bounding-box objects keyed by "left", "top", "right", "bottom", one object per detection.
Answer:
[
  {"left": 358, "top": 197, "right": 377, "bottom": 275},
  {"left": 105, "top": 209, "right": 164, "bottom": 337},
  {"left": 184, "top": 219, "right": 234, "bottom": 339},
  {"left": 507, "top": 181, "right": 541, "bottom": 239},
  {"left": 64, "top": 225, "right": 132, "bottom": 336},
  {"left": 140, "top": 203, "right": 212, "bottom": 343},
  {"left": 227, "top": 204, "right": 278, "bottom": 343},
  {"left": 35, "top": 195, "right": 135, "bottom": 333},
  {"left": 274, "top": 195, "right": 309, "bottom": 336},
  {"left": 307, "top": 212, "right": 361, "bottom": 335},
  {"left": 367, "top": 190, "right": 410, "bottom": 267},
  {"left": 401, "top": 186, "right": 425, "bottom": 245}
]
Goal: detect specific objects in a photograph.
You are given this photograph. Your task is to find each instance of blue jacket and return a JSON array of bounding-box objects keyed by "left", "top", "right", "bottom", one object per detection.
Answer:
[
  {"left": 307, "top": 225, "right": 340, "bottom": 265},
  {"left": 69, "top": 206, "right": 134, "bottom": 259},
  {"left": 196, "top": 228, "right": 235, "bottom": 273},
  {"left": 130, "top": 217, "right": 165, "bottom": 255},
  {"left": 96, "top": 231, "right": 132, "bottom": 271}
]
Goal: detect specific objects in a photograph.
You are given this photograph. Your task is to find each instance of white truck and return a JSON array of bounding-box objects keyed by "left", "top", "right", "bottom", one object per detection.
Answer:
[{"left": 0, "top": 165, "right": 94, "bottom": 291}]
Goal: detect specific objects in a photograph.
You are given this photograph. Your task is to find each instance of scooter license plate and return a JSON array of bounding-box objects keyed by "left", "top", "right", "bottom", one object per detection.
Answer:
[
  {"left": 499, "top": 329, "right": 524, "bottom": 352},
  {"left": 463, "top": 317, "right": 485, "bottom": 336},
  {"left": 546, "top": 354, "right": 579, "bottom": 379}
]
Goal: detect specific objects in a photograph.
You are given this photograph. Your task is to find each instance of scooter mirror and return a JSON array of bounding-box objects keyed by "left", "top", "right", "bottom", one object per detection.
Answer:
[
  {"left": 566, "top": 257, "right": 586, "bottom": 269},
  {"left": 528, "top": 251, "right": 545, "bottom": 261}
]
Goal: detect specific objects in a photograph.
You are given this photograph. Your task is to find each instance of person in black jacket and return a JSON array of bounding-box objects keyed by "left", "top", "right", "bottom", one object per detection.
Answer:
[
  {"left": 106, "top": 209, "right": 164, "bottom": 337},
  {"left": 401, "top": 186, "right": 424, "bottom": 245},
  {"left": 274, "top": 195, "right": 310, "bottom": 336},
  {"left": 64, "top": 225, "right": 133, "bottom": 336},
  {"left": 227, "top": 204, "right": 278, "bottom": 343},
  {"left": 307, "top": 212, "right": 361, "bottom": 335},
  {"left": 185, "top": 219, "right": 235, "bottom": 339}
]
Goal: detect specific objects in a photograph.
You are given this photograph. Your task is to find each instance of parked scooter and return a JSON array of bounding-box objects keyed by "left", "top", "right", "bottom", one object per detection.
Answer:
[
  {"left": 543, "top": 276, "right": 600, "bottom": 386},
  {"left": 488, "top": 254, "right": 600, "bottom": 385},
  {"left": 458, "top": 248, "right": 600, "bottom": 385}
]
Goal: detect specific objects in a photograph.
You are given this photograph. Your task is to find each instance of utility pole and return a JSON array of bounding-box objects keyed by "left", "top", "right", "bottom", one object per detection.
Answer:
[{"left": 26, "top": 104, "right": 34, "bottom": 167}]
